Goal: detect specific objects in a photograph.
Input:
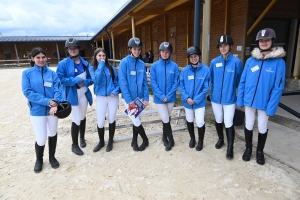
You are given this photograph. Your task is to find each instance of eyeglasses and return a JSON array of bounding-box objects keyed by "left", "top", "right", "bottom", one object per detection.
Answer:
[{"left": 68, "top": 47, "right": 78, "bottom": 51}]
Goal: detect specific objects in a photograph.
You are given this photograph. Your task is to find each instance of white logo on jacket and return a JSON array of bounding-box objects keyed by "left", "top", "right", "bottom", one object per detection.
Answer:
[
  {"left": 197, "top": 76, "right": 205, "bottom": 80},
  {"left": 227, "top": 69, "right": 234, "bottom": 73},
  {"left": 169, "top": 70, "right": 174, "bottom": 74},
  {"left": 265, "top": 68, "right": 274, "bottom": 73}
]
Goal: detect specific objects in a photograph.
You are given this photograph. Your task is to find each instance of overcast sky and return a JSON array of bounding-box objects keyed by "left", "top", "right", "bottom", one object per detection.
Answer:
[{"left": 0, "top": 0, "right": 130, "bottom": 37}]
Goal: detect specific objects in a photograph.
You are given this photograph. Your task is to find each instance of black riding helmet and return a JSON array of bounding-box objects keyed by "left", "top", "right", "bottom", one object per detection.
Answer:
[
  {"left": 128, "top": 37, "right": 143, "bottom": 49},
  {"left": 186, "top": 46, "right": 201, "bottom": 58},
  {"left": 159, "top": 42, "right": 173, "bottom": 53},
  {"left": 65, "top": 38, "right": 81, "bottom": 49},
  {"left": 256, "top": 28, "right": 276, "bottom": 51},
  {"left": 217, "top": 34, "right": 233, "bottom": 48},
  {"left": 55, "top": 101, "right": 72, "bottom": 119}
]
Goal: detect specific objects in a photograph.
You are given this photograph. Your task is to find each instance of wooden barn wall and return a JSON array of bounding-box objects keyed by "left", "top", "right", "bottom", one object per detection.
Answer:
[
  {"left": 210, "top": 0, "right": 247, "bottom": 63},
  {"left": 112, "top": 1, "right": 249, "bottom": 67},
  {"left": 0, "top": 41, "right": 93, "bottom": 64}
]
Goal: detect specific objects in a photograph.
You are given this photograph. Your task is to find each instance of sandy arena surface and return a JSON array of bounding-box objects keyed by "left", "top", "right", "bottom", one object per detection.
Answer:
[{"left": 0, "top": 67, "right": 300, "bottom": 199}]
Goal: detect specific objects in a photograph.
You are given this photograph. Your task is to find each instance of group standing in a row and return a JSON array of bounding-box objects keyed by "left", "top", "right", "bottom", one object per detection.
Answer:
[{"left": 22, "top": 28, "right": 286, "bottom": 173}]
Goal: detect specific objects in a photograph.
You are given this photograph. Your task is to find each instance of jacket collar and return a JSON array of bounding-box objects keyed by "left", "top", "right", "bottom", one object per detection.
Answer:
[{"left": 251, "top": 46, "right": 286, "bottom": 60}]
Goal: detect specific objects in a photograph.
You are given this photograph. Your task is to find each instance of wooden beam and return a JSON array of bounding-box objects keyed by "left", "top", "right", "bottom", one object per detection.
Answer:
[
  {"left": 132, "top": 0, "right": 153, "bottom": 13},
  {"left": 136, "top": 15, "right": 158, "bottom": 26},
  {"left": 130, "top": 9, "right": 164, "bottom": 16},
  {"left": 164, "top": 0, "right": 189, "bottom": 11},
  {"left": 112, "top": 15, "right": 130, "bottom": 28}
]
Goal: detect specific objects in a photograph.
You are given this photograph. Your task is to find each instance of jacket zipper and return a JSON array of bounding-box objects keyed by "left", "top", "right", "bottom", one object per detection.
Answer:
[
  {"left": 220, "top": 60, "right": 226, "bottom": 104},
  {"left": 135, "top": 59, "right": 138, "bottom": 98},
  {"left": 164, "top": 61, "right": 167, "bottom": 95},
  {"left": 251, "top": 60, "right": 264, "bottom": 106},
  {"left": 42, "top": 67, "right": 47, "bottom": 115},
  {"left": 104, "top": 70, "right": 107, "bottom": 96},
  {"left": 192, "top": 67, "right": 196, "bottom": 109}
]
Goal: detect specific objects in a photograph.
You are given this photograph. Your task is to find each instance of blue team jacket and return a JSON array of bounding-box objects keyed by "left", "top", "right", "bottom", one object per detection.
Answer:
[
  {"left": 118, "top": 55, "right": 149, "bottom": 104},
  {"left": 56, "top": 56, "right": 93, "bottom": 106},
  {"left": 22, "top": 65, "right": 63, "bottom": 116},
  {"left": 210, "top": 53, "right": 242, "bottom": 104},
  {"left": 237, "top": 47, "right": 286, "bottom": 116},
  {"left": 89, "top": 61, "right": 120, "bottom": 96},
  {"left": 150, "top": 58, "right": 180, "bottom": 104},
  {"left": 180, "top": 63, "right": 211, "bottom": 109}
]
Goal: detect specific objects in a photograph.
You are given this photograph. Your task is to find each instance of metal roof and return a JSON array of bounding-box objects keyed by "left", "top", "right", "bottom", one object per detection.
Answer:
[{"left": 0, "top": 36, "right": 93, "bottom": 43}]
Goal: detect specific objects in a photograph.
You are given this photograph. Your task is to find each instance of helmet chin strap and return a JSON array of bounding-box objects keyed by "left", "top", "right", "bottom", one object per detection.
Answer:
[
  {"left": 131, "top": 53, "right": 139, "bottom": 58},
  {"left": 191, "top": 61, "right": 199, "bottom": 65},
  {"left": 71, "top": 55, "right": 79, "bottom": 58}
]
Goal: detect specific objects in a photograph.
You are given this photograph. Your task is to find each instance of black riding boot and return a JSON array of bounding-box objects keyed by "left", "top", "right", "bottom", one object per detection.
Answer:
[
  {"left": 135, "top": 125, "right": 149, "bottom": 151},
  {"left": 215, "top": 122, "right": 224, "bottom": 149},
  {"left": 242, "top": 127, "right": 253, "bottom": 161},
  {"left": 79, "top": 118, "right": 87, "bottom": 148},
  {"left": 131, "top": 125, "right": 140, "bottom": 151},
  {"left": 186, "top": 121, "right": 196, "bottom": 148},
  {"left": 106, "top": 121, "right": 116, "bottom": 152},
  {"left": 225, "top": 126, "right": 235, "bottom": 159},
  {"left": 162, "top": 121, "right": 169, "bottom": 147},
  {"left": 34, "top": 142, "right": 45, "bottom": 173},
  {"left": 48, "top": 134, "right": 59, "bottom": 169},
  {"left": 71, "top": 122, "right": 84, "bottom": 155},
  {"left": 164, "top": 122, "right": 174, "bottom": 151},
  {"left": 196, "top": 124, "right": 205, "bottom": 151},
  {"left": 93, "top": 126, "right": 105, "bottom": 152},
  {"left": 256, "top": 130, "right": 268, "bottom": 165}
]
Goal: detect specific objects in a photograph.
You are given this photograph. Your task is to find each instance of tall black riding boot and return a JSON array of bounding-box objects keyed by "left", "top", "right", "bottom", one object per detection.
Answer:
[
  {"left": 256, "top": 130, "right": 268, "bottom": 165},
  {"left": 71, "top": 122, "right": 84, "bottom": 155},
  {"left": 215, "top": 122, "right": 224, "bottom": 149},
  {"left": 135, "top": 125, "right": 149, "bottom": 151},
  {"left": 34, "top": 142, "right": 45, "bottom": 173},
  {"left": 196, "top": 124, "right": 205, "bottom": 151},
  {"left": 186, "top": 121, "right": 196, "bottom": 148},
  {"left": 48, "top": 134, "right": 59, "bottom": 169},
  {"left": 93, "top": 126, "right": 105, "bottom": 152},
  {"left": 106, "top": 121, "right": 116, "bottom": 152},
  {"left": 79, "top": 118, "right": 87, "bottom": 148},
  {"left": 225, "top": 126, "right": 235, "bottom": 159},
  {"left": 164, "top": 122, "right": 174, "bottom": 151},
  {"left": 131, "top": 125, "right": 139, "bottom": 151},
  {"left": 162, "top": 121, "right": 169, "bottom": 147},
  {"left": 242, "top": 127, "right": 253, "bottom": 161}
]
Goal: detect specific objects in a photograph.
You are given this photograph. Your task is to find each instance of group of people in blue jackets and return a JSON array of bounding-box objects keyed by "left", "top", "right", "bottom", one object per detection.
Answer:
[{"left": 22, "top": 28, "right": 285, "bottom": 173}]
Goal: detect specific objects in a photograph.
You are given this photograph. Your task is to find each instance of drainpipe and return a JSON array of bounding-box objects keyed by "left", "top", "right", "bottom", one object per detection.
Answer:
[
  {"left": 247, "top": 0, "right": 278, "bottom": 36},
  {"left": 293, "top": 26, "right": 300, "bottom": 79},
  {"left": 193, "top": 0, "right": 203, "bottom": 47}
]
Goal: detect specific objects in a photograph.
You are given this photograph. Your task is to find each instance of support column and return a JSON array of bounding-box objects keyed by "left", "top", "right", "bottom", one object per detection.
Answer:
[
  {"left": 202, "top": 0, "right": 211, "bottom": 65},
  {"left": 56, "top": 43, "right": 60, "bottom": 62},
  {"left": 111, "top": 31, "right": 115, "bottom": 60},
  {"left": 101, "top": 37, "right": 104, "bottom": 48},
  {"left": 131, "top": 17, "right": 136, "bottom": 37},
  {"left": 14, "top": 44, "right": 20, "bottom": 66},
  {"left": 293, "top": 26, "right": 300, "bottom": 79}
]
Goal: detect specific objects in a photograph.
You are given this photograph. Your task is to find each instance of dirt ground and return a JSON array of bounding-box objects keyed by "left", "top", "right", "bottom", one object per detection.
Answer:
[{"left": 1, "top": 67, "right": 300, "bottom": 200}]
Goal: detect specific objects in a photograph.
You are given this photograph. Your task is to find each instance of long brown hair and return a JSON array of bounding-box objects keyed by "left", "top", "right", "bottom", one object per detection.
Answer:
[
  {"left": 30, "top": 47, "right": 47, "bottom": 67},
  {"left": 91, "top": 48, "right": 114, "bottom": 80}
]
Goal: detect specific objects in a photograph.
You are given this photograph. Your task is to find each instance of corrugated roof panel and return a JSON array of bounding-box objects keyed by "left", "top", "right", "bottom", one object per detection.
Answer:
[{"left": 0, "top": 36, "right": 93, "bottom": 43}]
